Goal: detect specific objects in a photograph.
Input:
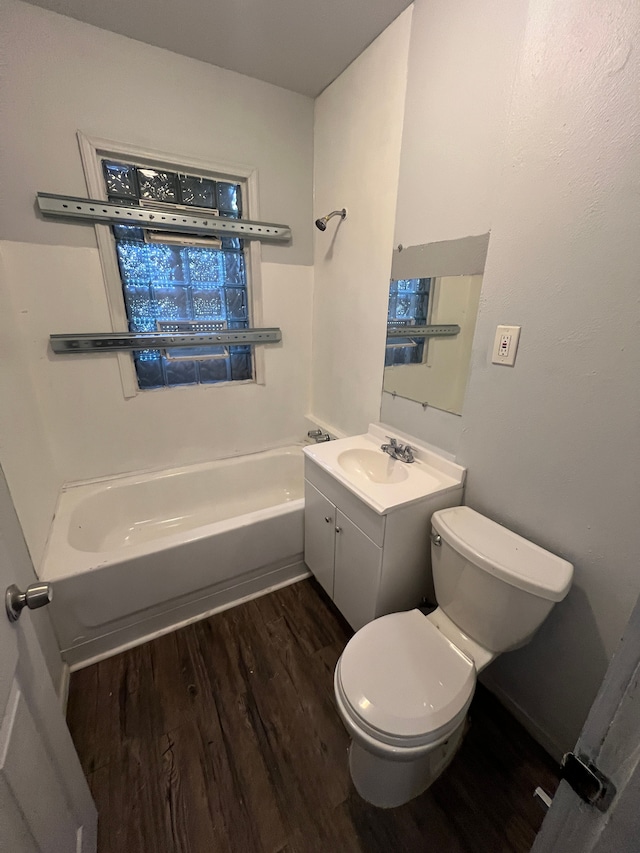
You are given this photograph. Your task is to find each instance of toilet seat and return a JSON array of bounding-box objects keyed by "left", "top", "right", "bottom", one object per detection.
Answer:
[{"left": 336, "top": 610, "right": 476, "bottom": 748}]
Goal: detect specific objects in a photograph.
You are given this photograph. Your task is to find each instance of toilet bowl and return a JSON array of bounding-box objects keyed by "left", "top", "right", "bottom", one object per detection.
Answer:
[
  {"left": 334, "top": 608, "right": 476, "bottom": 807},
  {"left": 334, "top": 506, "right": 573, "bottom": 808}
]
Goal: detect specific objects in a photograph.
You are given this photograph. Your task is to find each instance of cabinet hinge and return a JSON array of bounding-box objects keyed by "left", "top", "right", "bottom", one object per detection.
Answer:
[{"left": 561, "top": 752, "right": 616, "bottom": 812}]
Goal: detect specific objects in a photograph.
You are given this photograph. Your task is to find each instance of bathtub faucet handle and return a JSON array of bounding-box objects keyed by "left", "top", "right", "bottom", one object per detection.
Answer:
[
  {"left": 307, "top": 428, "right": 331, "bottom": 443},
  {"left": 6, "top": 582, "right": 53, "bottom": 623}
]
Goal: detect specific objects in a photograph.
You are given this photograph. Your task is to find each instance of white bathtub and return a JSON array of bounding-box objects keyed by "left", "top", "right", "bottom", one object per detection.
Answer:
[{"left": 41, "top": 446, "right": 307, "bottom": 667}]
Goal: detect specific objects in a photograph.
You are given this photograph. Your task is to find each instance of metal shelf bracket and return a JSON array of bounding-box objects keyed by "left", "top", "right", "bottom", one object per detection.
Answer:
[
  {"left": 386, "top": 324, "right": 460, "bottom": 339},
  {"left": 37, "top": 193, "right": 292, "bottom": 243},
  {"left": 50, "top": 329, "right": 282, "bottom": 354}
]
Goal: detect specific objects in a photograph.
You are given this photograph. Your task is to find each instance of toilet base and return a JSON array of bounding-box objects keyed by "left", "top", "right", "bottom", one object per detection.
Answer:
[{"left": 348, "top": 718, "right": 466, "bottom": 808}]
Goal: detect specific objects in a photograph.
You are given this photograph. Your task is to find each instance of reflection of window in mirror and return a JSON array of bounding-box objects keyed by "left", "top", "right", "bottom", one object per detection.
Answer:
[
  {"left": 385, "top": 278, "right": 431, "bottom": 367},
  {"left": 384, "top": 274, "right": 483, "bottom": 416}
]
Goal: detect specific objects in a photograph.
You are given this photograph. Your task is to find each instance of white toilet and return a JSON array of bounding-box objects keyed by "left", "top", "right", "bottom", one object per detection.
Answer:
[{"left": 334, "top": 506, "right": 573, "bottom": 808}]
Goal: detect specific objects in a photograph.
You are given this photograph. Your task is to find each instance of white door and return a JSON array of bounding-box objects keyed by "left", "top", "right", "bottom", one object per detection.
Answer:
[
  {"left": 0, "top": 465, "right": 97, "bottom": 853},
  {"left": 532, "top": 588, "right": 640, "bottom": 852}
]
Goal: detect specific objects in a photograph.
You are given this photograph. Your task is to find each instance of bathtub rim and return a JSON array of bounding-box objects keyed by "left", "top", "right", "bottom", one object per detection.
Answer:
[
  {"left": 56, "top": 441, "right": 307, "bottom": 492},
  {"left": 41, "top": 444, "right": 305, "bottom": 583}
]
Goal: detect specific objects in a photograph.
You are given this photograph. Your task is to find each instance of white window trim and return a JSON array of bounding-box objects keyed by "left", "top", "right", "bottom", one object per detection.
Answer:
[{"left": 77, "top": 131, "right": 266, "bottom": 399}]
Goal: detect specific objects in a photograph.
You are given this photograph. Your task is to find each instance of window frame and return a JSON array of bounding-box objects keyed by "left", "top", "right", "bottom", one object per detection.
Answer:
[{"left": 78, "top": 131, "right": 266, "bottom": 398}]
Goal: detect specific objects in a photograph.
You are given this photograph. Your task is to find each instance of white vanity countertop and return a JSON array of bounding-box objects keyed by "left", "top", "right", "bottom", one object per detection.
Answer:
[{"left": 303, "top": 424, "right": 466, "bottom": 515}]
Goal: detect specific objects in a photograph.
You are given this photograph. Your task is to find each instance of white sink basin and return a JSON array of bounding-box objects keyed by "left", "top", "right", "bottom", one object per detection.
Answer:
[
  {"left": 338, "top": 448, "right": 409, "bottom": 484},
  {"left": 303, "top": 425, "right": 466, "bottom": 514}
]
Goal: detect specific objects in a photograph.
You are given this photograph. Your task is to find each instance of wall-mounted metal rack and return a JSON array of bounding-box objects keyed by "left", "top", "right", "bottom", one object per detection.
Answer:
[
  {"left": 50, "top": 329, "right": 282, "bottom": 354},
  {"left": 386, "top": 324, "right": 460, "bottom": 339},
  {"left": 37, "top": 193, "right": 292, "bottom": 243}
]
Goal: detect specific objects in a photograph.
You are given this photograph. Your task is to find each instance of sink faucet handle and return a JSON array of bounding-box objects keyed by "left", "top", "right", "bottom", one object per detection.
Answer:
[{"left": 385, "top": 436, "right": 399, "bottom": 447}]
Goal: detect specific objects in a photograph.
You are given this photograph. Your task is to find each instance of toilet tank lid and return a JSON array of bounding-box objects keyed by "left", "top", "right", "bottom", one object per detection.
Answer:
[{"left": 432, "top": 507, "right": 573, "bottom": 602}]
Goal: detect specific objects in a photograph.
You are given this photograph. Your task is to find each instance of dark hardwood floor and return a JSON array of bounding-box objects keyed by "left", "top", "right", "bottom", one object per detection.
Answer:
[{"left": 66, "top": 578, "right": 560, "bottom": 853}]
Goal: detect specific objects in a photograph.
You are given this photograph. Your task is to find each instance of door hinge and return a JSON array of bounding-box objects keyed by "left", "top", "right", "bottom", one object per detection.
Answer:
[{"left": 561, "top": 752, "right": 616, "bottom": 812}]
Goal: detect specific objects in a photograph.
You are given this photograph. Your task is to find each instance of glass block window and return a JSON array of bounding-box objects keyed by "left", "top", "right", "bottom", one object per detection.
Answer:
[
  {"left": 385, "top": 278, "right": 431, "bottom": 366},
  {"left": 102, "top": 159, "right": 251, "bottom": 389}
]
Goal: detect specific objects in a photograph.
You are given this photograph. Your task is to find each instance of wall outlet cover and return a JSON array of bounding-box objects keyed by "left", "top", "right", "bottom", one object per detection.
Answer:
[{"left": 492, "top": 325, "right": 521, "bottom": 366}]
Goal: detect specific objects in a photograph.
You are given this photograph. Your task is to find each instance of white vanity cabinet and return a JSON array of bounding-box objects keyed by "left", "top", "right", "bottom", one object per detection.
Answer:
[
  {"left": 305, "top": 479, "right": 383, "bottom": 630},
  {"left": 304, "top": 453, "right": 464, "bottom": 631},
  {"left": 333, "top": 511, "right": 384, "bottom": 633},
  {"left": 304, "top": 480, "right": 340, "bottom": 599}
]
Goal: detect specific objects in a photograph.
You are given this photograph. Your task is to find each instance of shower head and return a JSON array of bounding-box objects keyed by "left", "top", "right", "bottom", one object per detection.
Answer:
[{"left": 315, "top": 208, "right": 347, "bottom": 231}]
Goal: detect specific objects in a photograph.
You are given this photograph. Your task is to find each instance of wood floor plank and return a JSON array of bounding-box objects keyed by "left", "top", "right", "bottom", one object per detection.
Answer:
[
  {"left": 277, "top": 802, "right": 365, "bottom": 853},
  {"left": 86, "top": 765, "right": 110, "bottom": 853},
  {"left": 116, "top": 642, "right": 165, "bottom": 762},
  {"left": 66, "top": 663, "right": 99, "bottom": 775},
  {"left": 93, "top": 737, "right": 168, "bottom": 853},
  {"left": 176, "top": 621, "right": 289, "bottom": 853},
  {"left": 147, "top": 630, "right": 195, "bottom": 735},
  {"left": 160, "top": 723, "right": 227, "bottom": 852},
  {"left": 341, "top": 788, "right": 433, "bottom": 852},
  {"left": 264, "top": 614, "right": 351, "bottom": 809},
  {"left": 236, "top": 647, "right": 331, "bottom": 825},
  {"left": 67, "top": 578, "right": 560, "bottom": 853}
]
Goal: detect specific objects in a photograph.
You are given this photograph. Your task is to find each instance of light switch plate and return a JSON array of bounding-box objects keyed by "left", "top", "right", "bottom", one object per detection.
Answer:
[{"left": 492, "top": 325, "right": 521, "bottom": 366}]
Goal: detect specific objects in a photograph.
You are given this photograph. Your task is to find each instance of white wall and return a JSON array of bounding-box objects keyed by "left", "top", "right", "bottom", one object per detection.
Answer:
[
  {"left": 382, "top": 393, "right": 464, "bottom": 455},
  {"left": 0, "top": 1, "right": 315, "bottom": 565},
  {"left": 381, "top": 0, "right": 640, "bottom": 759},
  {"left": 310, "top": 8, "right": 413, "bottom": 436},
  {"left": 1, "top": 242, "right": 313, "bottom": 487},
  {"left": 459, "top": 0, "right": 640, "bottom": 756},
  {"left": 0, "top": 0, "right": 314, "bottom": 267},
  {"left": 0, "top": 254, "right": 62, "bottom": 568},
  {"left": 394, "top": 0, "right": 528, "bottom": 248},
  {"left": 383, "top": 0, "right": 529, "bottom": 446},
  {"left": 378, "top": 0, "right": 640, "bottom": 757}
]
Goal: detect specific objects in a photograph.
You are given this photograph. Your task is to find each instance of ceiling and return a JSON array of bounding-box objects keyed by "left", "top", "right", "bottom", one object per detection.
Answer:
[{"left": 22, "top": 0, "right": 413, "bottom": 97}]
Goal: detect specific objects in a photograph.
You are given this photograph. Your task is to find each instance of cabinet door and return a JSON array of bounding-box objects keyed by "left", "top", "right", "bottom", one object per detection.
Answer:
[
  {"left": 333, "top": 510, "right": 383, "bottom": 631},
  {"left": 304, "top": 480, "right": 336, "bottom": 597}
]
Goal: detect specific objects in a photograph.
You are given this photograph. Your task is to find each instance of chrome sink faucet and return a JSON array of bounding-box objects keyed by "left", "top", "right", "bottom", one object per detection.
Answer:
[{"left": 380, "top": 436, "right": 415, "bottom": 463}]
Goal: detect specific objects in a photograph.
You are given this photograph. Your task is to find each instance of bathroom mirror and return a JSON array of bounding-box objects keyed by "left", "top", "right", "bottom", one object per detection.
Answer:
[{"left": 383, "top": 234, "right": 489, "bottom": 416}]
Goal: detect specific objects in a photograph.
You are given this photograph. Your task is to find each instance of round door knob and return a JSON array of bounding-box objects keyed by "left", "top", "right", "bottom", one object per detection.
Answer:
[
  {"left": 5, "top": 582, "right": 53, "bottom": 623},
  {"left": 324, "top": 516, "right": 331, "bottom": 523},
  {"left": 335, "top": 526, "right": 342, "bottom": 534}
]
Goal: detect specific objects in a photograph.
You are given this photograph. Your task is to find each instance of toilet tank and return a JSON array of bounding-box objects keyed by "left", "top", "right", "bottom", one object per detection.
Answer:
[{"left": 431, "top": 507, "right": 573, "bottom": 654}]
